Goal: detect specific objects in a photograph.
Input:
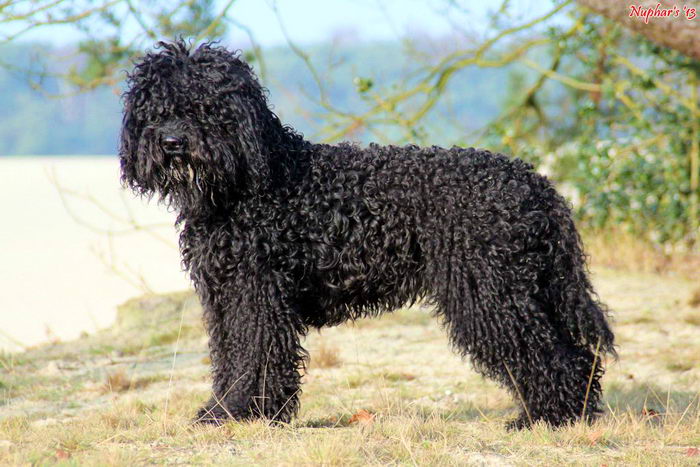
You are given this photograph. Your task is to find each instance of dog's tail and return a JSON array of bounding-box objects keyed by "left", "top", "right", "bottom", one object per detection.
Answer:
[{"left": 546, "top": 197, "right": 616, "bottom": 357}]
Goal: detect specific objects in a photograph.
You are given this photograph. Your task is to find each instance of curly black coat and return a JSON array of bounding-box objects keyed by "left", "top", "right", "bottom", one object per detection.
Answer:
[{"left": 120, "top": 41, "right": 615, "bottom": 430}]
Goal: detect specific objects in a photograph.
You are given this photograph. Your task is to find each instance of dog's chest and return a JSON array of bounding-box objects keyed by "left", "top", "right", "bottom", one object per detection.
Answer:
[{"left": 179, "top": 219, "right": 246, "bottom": 288}]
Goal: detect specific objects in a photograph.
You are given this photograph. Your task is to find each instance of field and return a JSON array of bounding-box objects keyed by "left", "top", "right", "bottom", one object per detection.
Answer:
[{"left": 1, "top": 267, "right": 699, "bottom": 465}]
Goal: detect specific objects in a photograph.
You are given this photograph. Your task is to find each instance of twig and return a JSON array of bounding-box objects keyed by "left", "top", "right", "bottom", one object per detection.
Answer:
[
  {"left": 504, "top": 361, "right": 533, "bottom": 427},
  {"left": 163, "top": 299, "right": 188, "bottom": 429},
  {"left": 582, "top": 337, "right": 602, "bottom": 421}
]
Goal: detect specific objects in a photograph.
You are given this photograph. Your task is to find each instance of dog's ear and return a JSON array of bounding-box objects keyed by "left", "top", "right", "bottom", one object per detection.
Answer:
[
  {"left": 119, "top": 103, "right": 146, "bottom": 192},
  {"left": 119, "top": 48, "right": 169, "bottom": 196},
  {"left": 119, "top": 91, "right": 164, "bottom": 196},
  {"left": 228, "top": 91, "right": 273, "bottom": 192},
  {"left": 189, "top": 42, "right": 276, "bottom": 193}
]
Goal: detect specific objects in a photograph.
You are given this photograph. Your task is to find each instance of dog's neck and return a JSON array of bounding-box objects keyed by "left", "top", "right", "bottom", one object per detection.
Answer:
[{"left": 172, "top": 129, "right": 311, "bottom": 221}]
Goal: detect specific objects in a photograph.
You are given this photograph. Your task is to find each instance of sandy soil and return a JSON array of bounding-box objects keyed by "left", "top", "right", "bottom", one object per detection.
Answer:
[{"left": 0, "top": 157, "right": 190, "bottom": 351}]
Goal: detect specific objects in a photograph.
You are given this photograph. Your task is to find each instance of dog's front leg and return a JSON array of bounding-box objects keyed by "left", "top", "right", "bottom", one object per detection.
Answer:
[{"left": 194, "top": 275, "right": 307, "bottom": 425}]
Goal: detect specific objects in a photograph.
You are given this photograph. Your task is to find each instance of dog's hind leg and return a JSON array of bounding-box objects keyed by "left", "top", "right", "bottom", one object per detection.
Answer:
[
  {"left": 194, "top": 272, "right": 308, "bottom": 425},
  {"left": 436, "top": 261, "right": 606, "bottom": 429}
]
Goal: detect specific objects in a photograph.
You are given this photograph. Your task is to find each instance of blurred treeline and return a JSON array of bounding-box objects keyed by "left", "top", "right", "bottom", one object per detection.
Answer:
[
  {"left": 0, "top": 42, "right": 508, "bottom": 156},
  {"left": 1, "top": 0, "right": 699, "bottom": 248}
]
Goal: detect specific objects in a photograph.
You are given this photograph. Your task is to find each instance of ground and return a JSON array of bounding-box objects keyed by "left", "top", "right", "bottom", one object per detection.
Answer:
[{"left": 1, "top": 266, "right": 699, "bottom": 465}]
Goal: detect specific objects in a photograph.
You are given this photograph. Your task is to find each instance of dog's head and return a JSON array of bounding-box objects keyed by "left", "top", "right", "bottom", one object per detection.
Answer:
[{"left": 120, "top": 40, "right": 281, "bottom": 206}]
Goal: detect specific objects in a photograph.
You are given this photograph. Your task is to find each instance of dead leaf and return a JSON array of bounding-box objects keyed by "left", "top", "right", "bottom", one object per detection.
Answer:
[
  {"left": 390, "top": 372, "right": 416, "bottom": 381},
  {"left": 349, "top": 409, "right": 375, "bottom": 426},
  {"left": 587, "top": 429, "right": 604, "bottom": 445},
  {"left": 55, "top": 449, "right": 71, "bottom": 459},
  {"left": 689, "top": 287, "right": 700, "bottom": 307}
]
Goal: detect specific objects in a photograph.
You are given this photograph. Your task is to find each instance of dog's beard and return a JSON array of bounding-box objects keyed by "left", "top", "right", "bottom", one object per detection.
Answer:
[
  {"left": 169, "top": 160, "right": 197, "bottom": 185},
  {"left": 157, "top": 155, "right": 234, "bottom": 210},
  {"left": 162, "top": 158, "right": 205, "bottom": 199}
]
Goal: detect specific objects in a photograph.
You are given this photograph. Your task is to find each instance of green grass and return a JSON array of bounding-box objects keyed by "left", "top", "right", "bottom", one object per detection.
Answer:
[{"left": 1, "top": 267, "right": 699, "bottom": 465}]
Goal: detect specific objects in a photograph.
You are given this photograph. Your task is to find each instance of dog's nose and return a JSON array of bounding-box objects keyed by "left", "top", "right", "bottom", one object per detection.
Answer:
[{"left": 161, "top": 135, "right": 186, "bottom": 154}]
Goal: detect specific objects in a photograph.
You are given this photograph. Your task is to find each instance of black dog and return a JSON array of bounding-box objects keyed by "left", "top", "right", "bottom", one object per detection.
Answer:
[{"left": 120, "top": 41, "right": 614, "bottom": 429}]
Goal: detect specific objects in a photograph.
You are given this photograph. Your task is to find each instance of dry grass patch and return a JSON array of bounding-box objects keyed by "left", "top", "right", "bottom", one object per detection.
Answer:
[
  {"left": 683, "top": 313, "right": 700, "bottom": 326},
  {"left": 689, "top": 288, "right": 700, "bottom": 308},
  {"left": 583, "top": 228, "right": 700, "bottom": 277},
  {"left": 2, "top": 267, "right": 700, "bottom": 464},
  {"left": 102, "top": 368, "right": 164, "bottom": 393},
  {"left": 309, "top": 337, "right": 342, "bottom": 369}
]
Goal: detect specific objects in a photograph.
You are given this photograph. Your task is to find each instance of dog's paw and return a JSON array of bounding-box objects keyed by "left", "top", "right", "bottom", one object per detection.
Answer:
[
  {"left": 193, "top": 404, "right": 230, "bottom": 426},
  {"left": 505, "top": 414, "right": 532, "bottom": 431}
]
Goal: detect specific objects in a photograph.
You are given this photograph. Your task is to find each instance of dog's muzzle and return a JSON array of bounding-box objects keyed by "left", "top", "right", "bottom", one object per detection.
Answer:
[{"left": 160, "top": 134, "right": 188, "bottom": 156}]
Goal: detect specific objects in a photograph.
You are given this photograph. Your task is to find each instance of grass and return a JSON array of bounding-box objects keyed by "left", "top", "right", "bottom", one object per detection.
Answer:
[
  {"left": 309, "top": 337, "right": 342, "bottom": 369},
  {"left": 1, "top": 267, "right": 699, "bottom": 465},
  {"left": 581, "top": 228, "right": 700, "bottom": 277}
]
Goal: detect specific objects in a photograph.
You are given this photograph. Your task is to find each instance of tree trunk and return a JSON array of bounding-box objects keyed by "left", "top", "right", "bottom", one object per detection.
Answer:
[{"left": 576, "top": 0, "right": 700, "bottom": 60}]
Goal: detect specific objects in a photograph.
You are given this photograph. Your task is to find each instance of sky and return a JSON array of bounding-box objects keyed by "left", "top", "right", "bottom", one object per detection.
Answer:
[
  {"left": 228, "top": 0, "right": 474, "bottom": 45},
  {"left": 13, "top": 0, "right": 555, "bottom": 47}
]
